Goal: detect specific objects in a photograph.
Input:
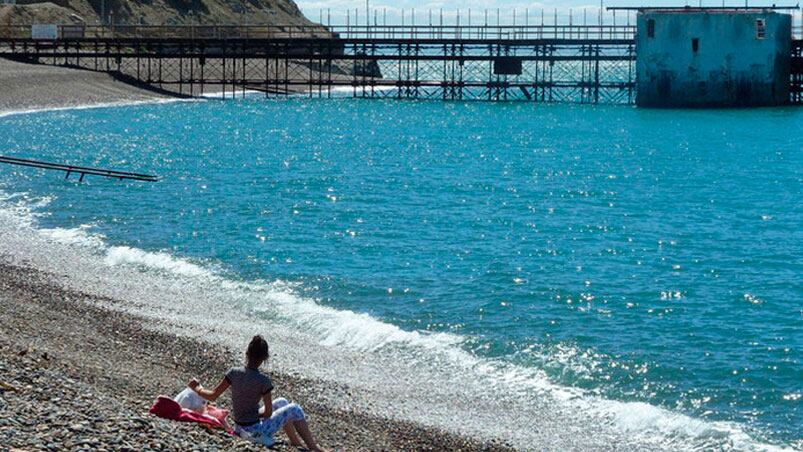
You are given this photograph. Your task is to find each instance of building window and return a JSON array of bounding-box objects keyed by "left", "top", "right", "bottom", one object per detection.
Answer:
[
  {"left": 756, "top": 19, "right": 766, "bottom": 39},
  {"left": 647, "top": 19, "right": 655, "bottom": 38},
  {"left": 692, "top": 38, "right": 699, "bottom": 53}
]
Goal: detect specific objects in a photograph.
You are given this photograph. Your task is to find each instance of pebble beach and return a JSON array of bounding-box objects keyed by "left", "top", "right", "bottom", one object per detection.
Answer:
[
  {"left": 0, "top": 261, "right": 513, "bottom": 451},
  {"left": 0, "top": 58, "right": 172, "bottom": 116}
]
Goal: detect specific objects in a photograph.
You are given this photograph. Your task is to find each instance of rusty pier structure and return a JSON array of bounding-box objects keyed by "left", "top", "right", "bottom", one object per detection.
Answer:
[{"left": 0, "top": 24, "right": 638, "bottom": 104}]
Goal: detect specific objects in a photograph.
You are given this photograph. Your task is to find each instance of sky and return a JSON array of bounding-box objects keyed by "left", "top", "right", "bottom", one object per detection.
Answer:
[{"left": 294, "top": 0, "right": 782, "bottom": 25}]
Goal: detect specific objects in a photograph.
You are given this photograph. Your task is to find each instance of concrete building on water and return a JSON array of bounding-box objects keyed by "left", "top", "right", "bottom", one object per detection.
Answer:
[{"left": 635, "top": 8, "right": 792, "bottom": 108}]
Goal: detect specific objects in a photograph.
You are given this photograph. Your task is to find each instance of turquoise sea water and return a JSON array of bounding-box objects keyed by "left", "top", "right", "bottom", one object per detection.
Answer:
[{"left": 0, "top": 98, "right": 801, "bottom": 447}]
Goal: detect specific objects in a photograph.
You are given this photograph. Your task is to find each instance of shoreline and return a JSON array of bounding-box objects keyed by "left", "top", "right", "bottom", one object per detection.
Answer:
[
  {"left": 0, "top": 97, "right": 194, "bottom": 119},
  {"left": 0, "top": 259, "right": 513, "bottom": 451},
  {"left": 0, "top": 57, "right": 177, "bottom": 116}
]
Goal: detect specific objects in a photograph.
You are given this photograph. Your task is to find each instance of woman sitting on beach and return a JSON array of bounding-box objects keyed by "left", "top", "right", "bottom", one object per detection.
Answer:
[{"left": 188, "top": 335, "right": 328, "bottom": 451}]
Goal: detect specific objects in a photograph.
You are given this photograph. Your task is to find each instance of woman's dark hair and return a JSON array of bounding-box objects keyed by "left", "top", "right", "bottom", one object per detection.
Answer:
[{"left": 246, "top": 335, "right": 269, "bottom": 365}]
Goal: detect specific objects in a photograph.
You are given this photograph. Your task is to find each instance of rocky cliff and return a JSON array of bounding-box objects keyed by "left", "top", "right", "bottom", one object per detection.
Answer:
[{"left": 0, "top": 0, "right": 314, "bottom": 26}]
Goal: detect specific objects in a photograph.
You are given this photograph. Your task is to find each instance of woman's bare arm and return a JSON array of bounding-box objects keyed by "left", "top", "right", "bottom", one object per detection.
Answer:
[
  {"left": 188, "top": 377, "right": 230, "bottom": 402},
  {"left": 260, "top": 390, "right": 273, "bottom": 417}
]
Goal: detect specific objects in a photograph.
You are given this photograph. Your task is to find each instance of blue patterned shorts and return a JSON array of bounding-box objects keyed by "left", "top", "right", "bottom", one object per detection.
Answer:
[{"left": 235, "top": 398, "right": 305, "bottom": 446}]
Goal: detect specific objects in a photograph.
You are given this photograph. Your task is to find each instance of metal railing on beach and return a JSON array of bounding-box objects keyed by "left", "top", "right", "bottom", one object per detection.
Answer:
[
  {"left": 317, "top": 24, "right": 637, "bottom": 40},
  {"left": 0, "top": 155, "right": 159, "bottom": 182}
]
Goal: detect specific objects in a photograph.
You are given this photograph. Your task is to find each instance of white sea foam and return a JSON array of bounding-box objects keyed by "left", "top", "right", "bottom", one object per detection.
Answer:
[
  {"left": 0, "top": 97, "right": 197, "bottom": 119},
  {"left": 0, "top": 195, "right": 792, "bottom": 451},
  {"left": 188, "top": 85, "right": 398, "bottom": 100},
  {"left": 200, "top": 90, "right": 265, "bottom": 99},
  {"left": 40, "top": 224, "right": 106, "bottom": 249},
  {"left": 104, "top": 246, "right": 213, "bottom": 278}
]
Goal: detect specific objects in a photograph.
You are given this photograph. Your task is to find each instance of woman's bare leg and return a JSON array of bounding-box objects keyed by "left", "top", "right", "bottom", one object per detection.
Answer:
[
  {"left": 283, "top": 423, "right": 304, "bottom": 447},
  {"left": 293, "top": 419, "right": 328, "bottom": 452}
]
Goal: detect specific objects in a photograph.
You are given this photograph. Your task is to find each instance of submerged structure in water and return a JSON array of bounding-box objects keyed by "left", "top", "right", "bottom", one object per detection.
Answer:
[{"left": 634, "top": 7, "right": 793, "bottom": 107}]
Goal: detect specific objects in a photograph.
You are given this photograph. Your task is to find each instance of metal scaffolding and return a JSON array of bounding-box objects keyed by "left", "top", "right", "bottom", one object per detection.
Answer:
[{"left": 0, "top": 23, "right": 796, "bottom": 104}]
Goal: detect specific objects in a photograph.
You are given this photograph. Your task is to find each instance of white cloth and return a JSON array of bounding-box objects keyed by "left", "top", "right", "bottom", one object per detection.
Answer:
[{"left": 174, "top": 387, "right": 206, "bottom": 412}]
